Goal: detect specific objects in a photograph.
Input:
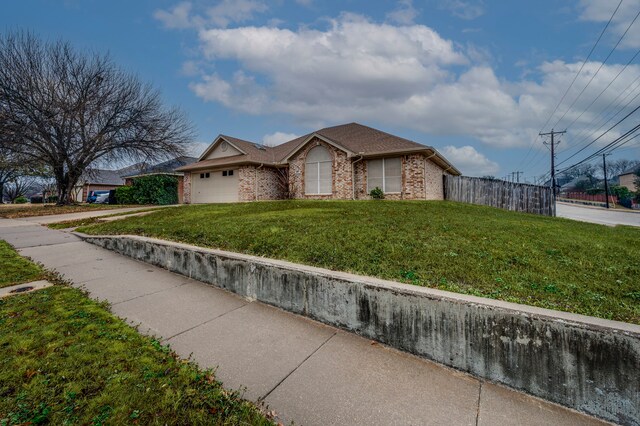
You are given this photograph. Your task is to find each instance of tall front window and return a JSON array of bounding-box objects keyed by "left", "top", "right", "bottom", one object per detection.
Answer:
[
  {"left": 367, "top": 158, "right": 402, "bottom": 193},
  {"left": 305, "top": 146, "right": 332, "bottom": 194}
]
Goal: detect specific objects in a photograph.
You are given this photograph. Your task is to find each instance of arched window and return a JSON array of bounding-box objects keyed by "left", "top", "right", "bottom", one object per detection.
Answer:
[{"left": 305, "top": 145, "right": 332, "bottom": 194}]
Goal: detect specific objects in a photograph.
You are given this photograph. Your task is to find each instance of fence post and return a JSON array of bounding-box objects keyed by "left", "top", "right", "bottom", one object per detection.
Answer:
[{"left": 443, "top": 176, "right": 553, "bottom": 216}]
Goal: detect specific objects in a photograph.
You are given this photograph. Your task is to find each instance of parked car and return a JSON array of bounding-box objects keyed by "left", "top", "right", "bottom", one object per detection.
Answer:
[{"left": 86, "top": 190, "right": 110, "bottom": 203}]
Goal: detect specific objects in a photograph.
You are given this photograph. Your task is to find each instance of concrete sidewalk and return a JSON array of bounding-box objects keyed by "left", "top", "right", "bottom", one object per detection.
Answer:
[
  {"left": 0, "top": 217, "right": 607, "bottom": 426},
  {"left": 17, "top": 205, "right": 173, "bottom": 225}
]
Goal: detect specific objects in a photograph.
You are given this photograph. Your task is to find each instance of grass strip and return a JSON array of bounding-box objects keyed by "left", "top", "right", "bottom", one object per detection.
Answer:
[
  {"left": 47, "top": 208, "right": 165, "bottom": 230},
  {"left": 0, "top": 204, "right": 158, "bottom": 219},
  {"left": 0, "top": 240, "right": 46, "bottom": 288},
  {"left": 0, "top": 244, "right": 272, "bottom": 425}
]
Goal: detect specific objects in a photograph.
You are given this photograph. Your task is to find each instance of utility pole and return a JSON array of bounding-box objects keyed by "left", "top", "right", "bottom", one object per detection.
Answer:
[
  {"left": 540, "top": 129, "right": 566, "bottom": 216},
  {"left": 602, "top": 153, "right": 611, "bottom": 209},
  {"left": 510, "top": 171, "right": 523, "bottom": 183}
]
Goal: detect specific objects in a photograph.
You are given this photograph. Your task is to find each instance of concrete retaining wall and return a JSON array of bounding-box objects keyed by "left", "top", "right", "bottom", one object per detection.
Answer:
[{"left": 79, "top": 233, "right": 640, "bottom": 425}]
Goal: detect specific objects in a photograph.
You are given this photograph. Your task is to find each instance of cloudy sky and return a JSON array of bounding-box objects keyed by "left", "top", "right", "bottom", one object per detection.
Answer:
[{"left": 4, "top": 0, "right": 640, "bottom": 179}]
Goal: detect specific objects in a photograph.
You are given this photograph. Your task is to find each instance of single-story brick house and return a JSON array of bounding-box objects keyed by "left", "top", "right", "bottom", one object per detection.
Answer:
[{"left": 176, "top": 122, "right": 460, "bottom": 203}]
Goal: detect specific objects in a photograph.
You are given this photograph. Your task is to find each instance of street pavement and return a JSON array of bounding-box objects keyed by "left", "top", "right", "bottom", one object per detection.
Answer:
[
  {"left": 0, "top": 214, "right": 608, "bottom": 425},
  {"left": 557, "top": 202, "right": 640, "bottom": 227}
]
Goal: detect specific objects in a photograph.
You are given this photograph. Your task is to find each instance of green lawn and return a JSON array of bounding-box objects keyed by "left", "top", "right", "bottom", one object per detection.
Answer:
[
  {"left": 0, "top": 204, "right": 152, "bottom": 219},
  {"left": 0, "top": 240, "right": 45, "bottom": 288},
  {"left": 79, "top": 200, "right": 640, "bottom": 324},
  {"left": 47, "top": 208, "right": 166, "bottom": 229},
  {"left": 0, "top": 243, "right": 271, "bottom": 425}
]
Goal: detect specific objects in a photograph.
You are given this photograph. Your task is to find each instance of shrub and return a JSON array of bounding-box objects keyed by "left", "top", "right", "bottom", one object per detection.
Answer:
[
  {"left": 115, "top": 186, "right": 136, "bottom": 204},
  {"left": 619, "top": 197, "right": 633, "bottom": 209},
  {"left": 14, "top": 196, "right": 28, "bottom": 204},
  {"left": 116, "top": 175, "right": 179, "bottom": 205},
  {"left": 133, "top": 175, "right": 178, "bottom": 205},
  {"left": 370, "top": 187, "right": 384, "bottom": 199},
  {"left": 585, "top": 187, "right": 604, "bottom": 195},
  {"left": 610, "top": 185, "right": 631, "bottom": 200}
]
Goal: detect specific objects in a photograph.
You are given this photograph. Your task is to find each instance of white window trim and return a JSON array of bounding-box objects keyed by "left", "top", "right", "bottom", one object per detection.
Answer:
[
  {"left": 305, "top": 150, "right": 332, "bottom": 195},
  {"left": 368, "top": 158, "right": 402, "bottom": 194}
]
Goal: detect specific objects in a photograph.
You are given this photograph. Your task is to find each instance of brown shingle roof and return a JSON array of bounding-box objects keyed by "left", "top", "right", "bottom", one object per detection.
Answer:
[
  {"left": 176, "top": 154, "right": 265, "bottom": 171},
  {"left": 178, "top": 123, "right": 460, "bottom": 174}
]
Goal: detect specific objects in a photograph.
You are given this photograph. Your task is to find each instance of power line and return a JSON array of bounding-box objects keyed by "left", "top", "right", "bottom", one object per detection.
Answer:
[
  {"left": 561, "top": 46, "right": 640, "bottom": 133},
  {"left": 515, "top": 0, "right": 623, "bottom": 170},
  {"left": 552, "top": 6, "right": 640, "bottom": 130},
  {"left": 558, "top": 124, "right": 640, "bottom": 175},
  {"left": 556, "top": 102, "right": 640, "bottom": 168},
  {"left": 557, "top": 70, "right": 640, "bottom": 155},
  {"left": 544, "top": 0, "right": 624, "bottom": 132}
]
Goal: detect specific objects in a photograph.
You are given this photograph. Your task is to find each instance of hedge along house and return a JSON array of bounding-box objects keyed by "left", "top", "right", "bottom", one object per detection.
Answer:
[
  {"left": 177, "top": 123, "right": 461, "bottom": 204},
  {"left": 122, "top": 156, "right": 197, "bottom": 204}
]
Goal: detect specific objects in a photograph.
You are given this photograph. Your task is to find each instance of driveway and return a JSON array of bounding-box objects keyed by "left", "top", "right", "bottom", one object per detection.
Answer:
[{"left": 556, "top": 202, "right": 640, "bottom": 227}]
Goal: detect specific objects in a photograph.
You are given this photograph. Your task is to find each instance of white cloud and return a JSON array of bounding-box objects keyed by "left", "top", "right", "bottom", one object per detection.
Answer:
[
  {"left": 154, "top": 0, "right": 268, "bottom": 30},
  {"left": 154, "top": 2, "right": 194, "bottom": 29},
  {"left": 207, "top": 0, "right": 268, "bottom": 28},
  {"left": 161, "top": 7, "right": 640, "bottom": 153},
  {"left": 180, "top": 60, "right": 201, "bottom": 76},
  {"left": 579, "top": 0, "right": 640, "bottom": 48},
  {"left": 387, "top": 0, "right": 419, "bottom": 25},
  {"left": 263, "top": 132, "right": 298, "bottom": 146},
  {"left": 440, "top": 145, "right": 499, "bottom": 176},
  {"left": 440, "top": 0, "right": 485, "bottom": 21}
]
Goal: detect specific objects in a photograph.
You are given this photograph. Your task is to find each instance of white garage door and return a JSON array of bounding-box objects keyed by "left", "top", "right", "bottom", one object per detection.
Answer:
[{"left": 191, "top": 170, "right": 239, "bottom": 203}]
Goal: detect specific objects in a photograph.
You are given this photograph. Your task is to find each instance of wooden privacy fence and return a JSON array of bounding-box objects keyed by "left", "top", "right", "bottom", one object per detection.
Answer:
[{"left": 443, "top": 175, "right": 554, "bottom": 216}]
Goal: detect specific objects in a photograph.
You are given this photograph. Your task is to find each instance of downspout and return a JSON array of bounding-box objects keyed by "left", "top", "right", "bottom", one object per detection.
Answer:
[
  {"left": 255, "top": 164, "right": 264, "bottom": 201},
  {"left": 351, "top": 154, "right": 364, "bottom": 200},
  {"left": 424, "top": 152, "right": 437, "bottom": 200}
]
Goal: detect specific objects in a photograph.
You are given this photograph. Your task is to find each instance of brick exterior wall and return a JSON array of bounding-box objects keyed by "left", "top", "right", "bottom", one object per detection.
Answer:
[
  {"left": 288, "top": 137, "right": 353, "bottom": 199},
  {"left": 425, "top": 157, "right": 446, "bottom": 200},
  {"left": 620, "top": 173, "right": 638, "bottom": 192},
  {"left": 177, "top": 176, "right": 185, "bottom": 204},
  {"left": 183, "top": 173, "right": 191, "bottom": 204},
  {"left": 353, "top": 153, "right": 446, "bottom": 200},
  {"left": 239, "top": 166, "right": 286, "bottom": 201}
]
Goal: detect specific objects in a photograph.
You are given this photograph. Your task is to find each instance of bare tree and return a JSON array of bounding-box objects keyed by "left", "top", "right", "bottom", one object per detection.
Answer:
[
  {"left": 603, "top": 159, "right": 640, "bottom": 178},
  {"left": 4, "top": 175, "right": 36, "bottom": 203},
  {"left": 0, "top": 147, "right": 21, "bottom": 202},
  {"left": 0, "top": 32, "right": 193, "bottom": 204}
]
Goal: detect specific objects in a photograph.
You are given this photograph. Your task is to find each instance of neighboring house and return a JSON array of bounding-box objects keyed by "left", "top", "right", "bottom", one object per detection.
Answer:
[
  {"left": 619, "top": 164, "right": 640, "bottom": 192},
  {"left": 123, "top": 156, "right": 197, "bottom": 203},
  {"left": 176, "top": 122, "right": 460, "bottom": 204},
  {"left": 74, "top": 168, "right": 140, "bottom": 202},
  {"left": 75, "top": 156, "right": 196, "bottom": 202}
]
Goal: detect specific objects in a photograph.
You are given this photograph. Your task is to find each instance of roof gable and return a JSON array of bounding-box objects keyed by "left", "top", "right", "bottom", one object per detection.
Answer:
[
  {"left": 281, "top": 132, "right": 353, "bottom": 161},
  {"left": 199, "top": 136, "right": 248, "bottom": 161}
]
